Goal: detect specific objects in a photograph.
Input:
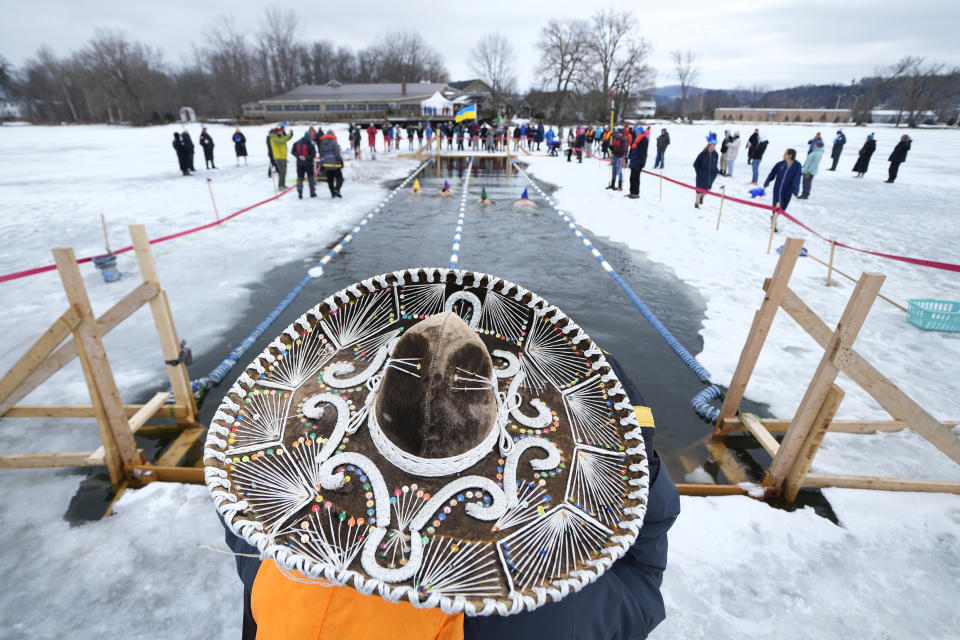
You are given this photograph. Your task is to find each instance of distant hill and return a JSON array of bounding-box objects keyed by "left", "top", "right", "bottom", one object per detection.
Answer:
[{"left": 652, "top": 85, "right": 710, "bottom": 100}]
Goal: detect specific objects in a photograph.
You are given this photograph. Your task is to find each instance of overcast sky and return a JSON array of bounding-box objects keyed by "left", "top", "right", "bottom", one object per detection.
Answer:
[{"left": 2, "top": 0, "right": 957, "bottom": 92}]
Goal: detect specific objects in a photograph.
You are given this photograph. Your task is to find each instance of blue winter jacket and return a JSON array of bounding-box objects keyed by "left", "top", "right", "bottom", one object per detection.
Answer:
[
  {"left": 693, "top": 149, "right": 719, "bottom": 190},
  {"left": 536, "top": 124, "right": 545, "bottom": 143},
  {"left": 222, "top": 355, "right": 680, "bottom": 640},
  {"left": 764, "top": 160, "right": 802, "bottom": 209},
  {"left": 629, "top": 135, "right": 650, "bottom": 169}
]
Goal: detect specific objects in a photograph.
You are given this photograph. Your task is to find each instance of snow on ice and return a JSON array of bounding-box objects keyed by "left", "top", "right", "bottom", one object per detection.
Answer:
[{"left": 0, "top": 121, "right": 958, "bottom": 639}]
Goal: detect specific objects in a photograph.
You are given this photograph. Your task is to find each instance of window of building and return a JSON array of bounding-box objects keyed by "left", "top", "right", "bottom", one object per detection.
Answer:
[
  {"left": 266, "top": 105, "right": 283, "bottom": 112},
  {"left": 326, "top": 104, "right": 346, "bottom": 111},
  {"left": 284, "top": 104, "right": 301, "bottom": 111},
  {"left": 301, "top": 104, "right": 320, "bottom": 111},
  {"left": 367, "top": 103, "right": 389, "bottom": 111},
  {"left": 401, "top": 103, "right": 419, "bottom": 111},
  {"left": 348, "top": 104, "right": 367, "bottom": 111}
]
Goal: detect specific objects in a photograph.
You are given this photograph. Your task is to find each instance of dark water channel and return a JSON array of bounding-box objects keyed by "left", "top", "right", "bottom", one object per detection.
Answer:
[{"left": 67, "top": 158, "right": 836, "bottom": 522}]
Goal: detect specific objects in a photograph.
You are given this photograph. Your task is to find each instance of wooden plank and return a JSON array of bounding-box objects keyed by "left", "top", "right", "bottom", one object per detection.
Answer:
[
  {"left": 677, "top": 483, "right": 750, "bottom": 496},
  {"left": 721, "top": 418, "right": 957, "bottom": 434},
  {"left": 129, "top": 225, "right": 197, "bottom": 424},
  {"left": 783, "top": 384, "right": 845, "bottom": 501},
  {"left": 0, "top": 282, "right": 158, "bottom": 415},
  {"left": 766, "top": 273, "right": 885, "bottom": 487},
  {"left": 741, "top": 413, "right": 781, "bottom": 456},
  {"left": 127, "top": 391, "right": 171, "bottom": 432},
  {"left": 716, "top": 237, "right": 805, "bottom": 434},
  {"left": 802, "top": 473, "right": 960, "bottom": 495},
  {"left": 155, "top": 426, "right": 205, "bottom": 468},
  {"left": 4, "top": 403, "right": 187, "bottom": 419},
  {"left": 0, "top": 451, "right": 99, "bottom": 468},
  {"left": 779, "top": 286, "right": 960, "bottom": 465},
  {"left": 54, "top": 248, "right": 142, "bottom": 473},
  {"left": 707, "top": 439, "right": 748, "bottom": 484},
  {"left": 0, "top": 308, "right": 79, "bottom": 407},
  {"left": 130, "top": 464, "right": 204, "bottom": 484}
]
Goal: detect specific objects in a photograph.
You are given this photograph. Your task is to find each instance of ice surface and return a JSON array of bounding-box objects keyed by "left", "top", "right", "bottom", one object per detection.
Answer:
[{"left": 1, "top": 121, "right": 958, "bottom": 638}]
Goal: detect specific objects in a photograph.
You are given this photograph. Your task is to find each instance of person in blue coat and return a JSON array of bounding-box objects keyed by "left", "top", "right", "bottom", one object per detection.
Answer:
[
  {"left": 693, "top": 132, "right": 719, "bottom": 208},
  {"left": 764, "top": 148, "right": 802, "bottom": 231},
  {"left": 828, "top": 129, "right": 846, "bottom": 171},
  {"left": 545, "top": 127, "right": 559, "bottom": 156},
  {"left": 628, "top": 126, "right": 650, "bottom": 198},
  {"left": 535, "top": 122, "right": 545, "bottom": 150}
]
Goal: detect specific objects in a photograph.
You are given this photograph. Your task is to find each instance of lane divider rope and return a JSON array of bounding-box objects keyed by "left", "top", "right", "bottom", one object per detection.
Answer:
[{"left": 449, "top": 158, "right": 475, "bottom": 269}]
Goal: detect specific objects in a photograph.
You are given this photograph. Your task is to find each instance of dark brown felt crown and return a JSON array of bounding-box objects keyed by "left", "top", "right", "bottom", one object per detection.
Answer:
[{"left": 375, "top": 312, "right": 497, "bottom": 459}]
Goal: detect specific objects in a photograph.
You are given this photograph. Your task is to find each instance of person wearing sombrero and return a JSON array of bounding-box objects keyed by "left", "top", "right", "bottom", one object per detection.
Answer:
[{"left": 209, "top": 268, "right": 680, "bottom": 639}]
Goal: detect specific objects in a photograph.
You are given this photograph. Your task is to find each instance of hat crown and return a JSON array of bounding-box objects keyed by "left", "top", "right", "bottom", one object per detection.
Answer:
[{"left": 375, "top": 312, "right": 496, "bottom": 459}]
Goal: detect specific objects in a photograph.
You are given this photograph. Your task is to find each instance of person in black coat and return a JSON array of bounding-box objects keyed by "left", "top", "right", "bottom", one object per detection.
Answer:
[
  {"left": 693, "top": 134, "right": 719, "bottom": 208},
  {"left": 829, "top": 129, "right": 846, "bottom": 171},
  {"left": 886, "top": 135, "right": 912, "bottom": 183},
  {"left": 628, "top": 127, "right": 650, "bottom": 198},
  {"left": 291, "top": 131, "right": 317, "bottom": 199},
  {"left": 852, "top": 134, "right": 876, "bottom": 177},
  {"left": 172, "top": 132, "right": 189, "bottom": 176},
  {"left": 232, "top": 128, "right": 248, "bottom": 166},
  {"left": 199, "top": 127, "right": 216, "bottom": 169},
  {"left": 745, "top": 128, "right": 759, "bottom": 164},
  {"left": 265, "top": 131, "right": 275, "bottom": 177},
  {"left": 654, "top": 129, "right": 669, "bottom": 168},
  {"left": 181, "top": 131, "right": 196, "bottom": 172}
]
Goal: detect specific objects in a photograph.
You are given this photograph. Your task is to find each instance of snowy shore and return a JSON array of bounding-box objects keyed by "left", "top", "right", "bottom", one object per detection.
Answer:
[{"left": 0, "top": 121, "right": 958, "bottom": 639}]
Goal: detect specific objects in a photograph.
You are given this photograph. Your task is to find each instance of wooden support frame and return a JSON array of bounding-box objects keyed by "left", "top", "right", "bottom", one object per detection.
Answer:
[
  {"left": 707, "top": 236, "right": 960, "bottom": 501},
  {"left": 0, "top": 225, "right": 202, "bottom": 490}
]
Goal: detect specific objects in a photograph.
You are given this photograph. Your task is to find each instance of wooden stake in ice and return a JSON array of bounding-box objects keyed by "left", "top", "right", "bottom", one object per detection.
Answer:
[
  {"left": 766, "top": 210, "right": 780, "bottom": 254},
  {"left": 716, "top": 186, "right": 726, "bottom": 230},
  {"left": 100, "top": 213, "right": 110, "bottom": 253},
  {"left": 207, "top": 178, "right": 220, "bottom": 222},
  {"left": 826, "top": 240, "right": 836, "bottom": 286}
]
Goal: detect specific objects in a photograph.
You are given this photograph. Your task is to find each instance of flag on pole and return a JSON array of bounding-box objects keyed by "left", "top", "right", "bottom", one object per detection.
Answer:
[{"left": 455, "top": 103, "right": 477, "bottom": 123}]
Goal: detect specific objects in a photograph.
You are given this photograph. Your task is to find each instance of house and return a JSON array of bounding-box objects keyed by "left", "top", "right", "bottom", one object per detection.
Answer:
[
  {"left": 243, "top": 80, "right": 496, "bottom": 122},
  {"left": 0, "top": 88, "right": 22, "bottom": 121},
  {"left": 714, "top": 107, "right": 852, "bottom": 123}
]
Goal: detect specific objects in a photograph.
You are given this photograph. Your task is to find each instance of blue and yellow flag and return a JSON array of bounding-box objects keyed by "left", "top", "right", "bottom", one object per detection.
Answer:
[{"left": 455, "top": 104, "right": 477, "bottom": 123}]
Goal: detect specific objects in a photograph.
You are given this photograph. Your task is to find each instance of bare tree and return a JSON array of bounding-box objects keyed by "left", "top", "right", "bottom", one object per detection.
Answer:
[
  {"left": 469, "top": 33, "right": 516, "bottom": 105},
  {"left": 671, "top": 50, "right": 701, "bottom": 120},
  {"left": 194, "top": 17, "right": 261, "bottom": 115},
  {"left": 257, "top": 7, "right": 301, "bottom": 94},
  {"left": 535, "top": 19, "right": 589, "bottom": 117},
  {"left": 885, "top": 56, "right": 960, "bottom": 127},
  {"left": 585, "top": 9, "right": 653, "bottom": 121},
  {"left": 363, "top": 30, "right": 448, "bottom": 84},
  {"left": 79, "top": 29, "right": 170, "bottom": 122}
]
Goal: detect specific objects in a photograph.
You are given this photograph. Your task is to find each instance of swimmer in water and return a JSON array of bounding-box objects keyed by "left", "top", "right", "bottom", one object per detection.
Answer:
[
  {"left": 409, "top": 178, "right": 422, "bottom": 194},
  {"left": 512, "top": 187, "right": 536, "bottom": 208},
  {"left": 440, "top": 179, "right": 453, "bottom": 196},
  {"left": 478, "top": 187, "right": 492, "bottom": 205}
]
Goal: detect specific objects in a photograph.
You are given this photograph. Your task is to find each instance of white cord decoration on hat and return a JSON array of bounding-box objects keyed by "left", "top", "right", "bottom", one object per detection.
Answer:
[
  {"left": 410, "top": 476, "right": 508, "bottom": 528},
  {"left": 415, "top": 539, "right": 504, "bottom": 599},
  {"left": 277, "top": 502, "right": 368, "bottom": 571},
  {"left": 491, "top": 349, "right": 520, "bottom": 379},
  {"left": 491, "top": 480, "right": 551, "bottom": 532},
  {"left": 496, "top": 504, "right": 613, "bottom": 594},
  {"left": 320, "top": 287, "right": 398, "bottom": 350},
  {"left": 501, "top": 438, "right": 562, "bottom": 508},
  {"left": 444, "top": 290, "right": 482, "bottom": 329},
  {"left": 230, "top": 445, "right": 317, "bottom": 533},
  {"left": 322, "top": 342, "right": 389, "bottom": 388},
  {"left": 258, "top": 328, "right": 336, "bottom": 391},
  {"left": 401, "top": 283, "right": 447, "bottom": 318},
  {"left": 522, "top": 312, "right": 589, "bottom": 391},
  {"left": 505, "top": 371, "right": 552, "bottom": 429},
  {"left": 565, "top": 445, "right": 628, "bottom": 526},
  {"left": 478, "top": 290, "right": 530, "bottom": 341},
  {"left": 562, "top": 375, "right": 621, "bottom": 449},
  {"left": 226, "top": 389, "right": 291, "bottom": 455},
  {"left": 300, "top": 393, "right": 352, "bottom": 462}
]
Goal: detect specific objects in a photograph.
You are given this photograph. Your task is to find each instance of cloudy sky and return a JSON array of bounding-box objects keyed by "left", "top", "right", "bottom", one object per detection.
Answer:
[{"left": 2, "top": 0, "right": 957, "bottom": 91}]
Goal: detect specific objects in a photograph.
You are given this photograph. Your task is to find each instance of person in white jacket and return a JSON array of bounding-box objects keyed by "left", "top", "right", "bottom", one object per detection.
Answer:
[{"left": 722, "top": 131, "right": 741, "bottom": 177}]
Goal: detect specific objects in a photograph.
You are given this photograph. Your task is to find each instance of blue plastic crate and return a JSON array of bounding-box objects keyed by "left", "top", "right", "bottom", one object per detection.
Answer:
[{"left": 906, "top": 299, "right": 960, "bottom": 332}]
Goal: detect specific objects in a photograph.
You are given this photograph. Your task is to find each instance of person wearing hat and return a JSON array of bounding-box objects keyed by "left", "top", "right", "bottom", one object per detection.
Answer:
[
  {"left": 829, "top": 129, "right": 846, "bottom": 171},
  {"left": 693, "top": 132, "right": 719, "bottom": 208},
  {"left": 200, "top": 127, "right": 216, "bottom": 170},
  {"left": 233, "top": 128, "right": 248, "bottom": 166},
  {"left": 806, "top": 132, "right": 823, "bottom": 154},
  {"left": 172, "top": 132, "right": 190, "bottom": 176},
  {"left": 722, "top": 131, "right": 741, "bottom": 177},
  {"left": 209, "top": 270, "right": 680, "bottom": 640},
  {"left": 764, "top": 148, "right": 803, "bottom": 225},
  {"left": 799, "top": 139, "right": 824, "bottom": 199},
  {"left": 291, "top": 131, "right": 317, "bottom": 199},
  {"left": 269, "top": 125, "right": 294, "bottom": 188},
  {"left": 745, "top": 128, "right": 760, "bottom": 168},
  {"left": 607, "top": 127, "right": 629, "bottom": 190},
  {"left": 181, "top": 130, "right": 196, "bottom": 172},
  {"left": 317, "top": 130, "right": 344, "bottom": 198},
  {"left": 748, "top": 134, "right": 769, "bottom": 185},
  {"left": 627, "top": 126, "right": 650, "bottom": 199},
  {"left": 852, "top": 133, "right": 876, "bottom": 178},
  {"left": 513, "top": 187, "right": 536, "bottom": 208},
  {"left": 719, "top": 130, "right": 732, "bottom": 175},
  {"left": 266, "top": 129, "right": 276, "bottom": 178},
  {"left": 886, "top": 134, "right": 912, "bottom": 183}
]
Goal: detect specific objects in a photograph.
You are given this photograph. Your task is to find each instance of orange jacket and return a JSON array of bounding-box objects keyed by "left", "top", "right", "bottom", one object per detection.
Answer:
[{"left": 251, "top": 560, "right": 463, "bottom": 640}]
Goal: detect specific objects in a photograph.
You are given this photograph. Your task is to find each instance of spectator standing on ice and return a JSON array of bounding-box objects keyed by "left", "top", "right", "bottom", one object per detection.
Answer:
[
  {"left": 799, "top": 139, "right": 824, "bottom": 199},
  {"left": 317, "top": 130, "right": 344, "bottom": 198},
  {"left": 172, "top": 132, "right": 189, "bottom": 176},
  {"left": 719, "top": 130, "right": 732, "bottom": 175},
  {"left": 829, "top": 129, "right": 846, "bottom": 171},
  {"left": 886, "top": 134, "right": 912, "bottom": 183},
  {"left": 745, "top": 128, "right": 759, "bottom": 169},
  {"left": 748, "top": 134, "right": 769, "bottom": 185},
  {"left": 628, "top": 126, "right": 650, "bottom": 199},
  {"left": 425, "top": 123, "right": 433, "bottom": 147},
  {"left": 367, "top": 123, "right": 377, "bottom": 155},
  {"left": 199, "top": 127, "right": 216, "bottom": 169},
  {"left": 574, "top": 127, "right": 586, "bottom": 164},
  {"left": 693, "top": 132, "right": 719, "bottom": 209},
  {"left": 654, "top": 128, "right": 669, "bottom": 169},
  {"left": 764, "top": 148, "right": 802, "bottom": 219},
  {"left": 265, "top": 129, "right": 275, "bottom": 177},
  {"left": 807, "top": 132, "right": 823, "bottom": 153},
  {"left": 536, "top": 122, "right": 545, "bottom": 151},
  {"left": 181, "top": 130, "right": 196, "bottom": 172},
  {"left": 852, "top": 133, "right": 876, "bottom": 177},
  {"left": 291, "top": 131, "right": 317, "bottom": 200},
  {"left": 350, "top": 126, "right": 362, "bottom": 159},
  {"left": 269, "top": 125, "right": 293, "bottom": 189},
  {"left": 608, "top": 128, "right": 628, "bottom": 190},
  {"left": 232, "top": 128, "right": 247, "bottom": 166},
  {"left": 723, "top": 131, "right": 741, "bottom": 177}
]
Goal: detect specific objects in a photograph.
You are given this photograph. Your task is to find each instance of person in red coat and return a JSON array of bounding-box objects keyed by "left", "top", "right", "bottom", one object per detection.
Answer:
[{"left": 366, "top": 124, "right": 377, "bottom": 154}]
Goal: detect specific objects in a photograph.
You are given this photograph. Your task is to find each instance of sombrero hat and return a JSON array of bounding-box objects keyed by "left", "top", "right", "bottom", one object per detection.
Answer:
[{"left": 205, "top": 268, "right": 649, "bottom": 616}]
